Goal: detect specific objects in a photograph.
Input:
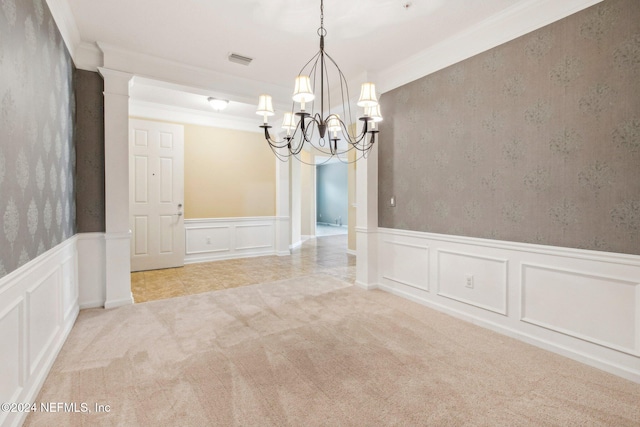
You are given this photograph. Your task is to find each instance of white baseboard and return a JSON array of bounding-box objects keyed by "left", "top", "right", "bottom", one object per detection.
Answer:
[
  {"left": 0, "top": 237, "right": 80, "bottom": 427},
  {"left": 370, "top": 227, "right": 640, "bottom": 383},
  {"left": 355, "top": 280, "right": 378, "bottom": 290}
]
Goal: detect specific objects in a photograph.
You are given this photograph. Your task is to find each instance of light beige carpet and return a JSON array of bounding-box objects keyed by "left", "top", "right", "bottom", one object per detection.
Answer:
[{"left": 26, "top": 275, "right": 640, "bottom": 426}]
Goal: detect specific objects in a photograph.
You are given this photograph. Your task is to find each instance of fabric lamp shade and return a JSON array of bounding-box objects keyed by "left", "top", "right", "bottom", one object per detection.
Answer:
[
  {"left": 292, "top": 76, "right": 315, "bottom": 103},
  {"left": 282, "top": 112, "right": 297, "bottom": 130},
  {"left": 357, "top": 82, "right": 378, "bottom": 108},
  {"left": 366, "top": 104, "right": 383, "bottom": 122},
  {"left": 256, "top": 94, "right": 275, "bottom": 116}
]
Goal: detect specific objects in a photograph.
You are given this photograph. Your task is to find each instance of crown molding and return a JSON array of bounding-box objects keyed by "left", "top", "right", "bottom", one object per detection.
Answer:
[
  {"left": 45, "top": 0, "right": 103, "bottom": 70},
  {"left": 129, "top": 100, "right": 261, "bottom": 134},
  {"left": 74, "top": 41, "right": 103, "bottom": 72},
  {"left": 45, "top": 0, "right": 80, "bottom": 56},
  {"left": 375, "top": 0, "right": 604, "bottom": 94},
  {"left": 97, "top": 42, "right": 291, "bottom": 108}
]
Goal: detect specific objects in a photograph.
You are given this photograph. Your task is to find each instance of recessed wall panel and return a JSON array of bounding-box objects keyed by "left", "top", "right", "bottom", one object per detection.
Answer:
[
  {"left": 437, "top": 250, "right": 508, "bottom": 315},
  {"left": 186, "top": 226, "right": 231, "bottom": 254},
  {"left": 0, "top": 300, "right": 23, "bottom": 403},
  {"left": 521, "top": 264, "right": 639, "bottom": 355},
  {"left": 381, "top": 240, "right": 429, "bottom": 291},
  {"left": 61, "top": 256, "right": 76, "bottom": 318},
  {"left": 236, "top": 224, "right": 272, "bottom": 250},
  {"left": 28, "top": 274, "right": 60, "bottom": 374}
]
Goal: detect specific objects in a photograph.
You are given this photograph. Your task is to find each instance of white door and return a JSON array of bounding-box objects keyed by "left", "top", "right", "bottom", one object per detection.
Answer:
[{"left": 129, "top": 119, "right": 185, "bottom": 272}]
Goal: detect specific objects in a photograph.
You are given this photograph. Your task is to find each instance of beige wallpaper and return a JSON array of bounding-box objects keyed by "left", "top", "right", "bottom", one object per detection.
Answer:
[
  {"left": 0, "top": 0, "right": 76, "bottom": 278},
  {"left": 379, "top": 0, "right": 640, "bottom": 255},
  {"left": 184, "top": 124, "right": 276, "bottom": 218}
]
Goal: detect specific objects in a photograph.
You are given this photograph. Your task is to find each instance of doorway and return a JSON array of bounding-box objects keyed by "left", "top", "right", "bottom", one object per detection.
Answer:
[
  {"left": 316, "top": 161, "right": 348, "bottom": 236},
  {"left": 129, "top": 118, "right": 186, "bottom": 272}
]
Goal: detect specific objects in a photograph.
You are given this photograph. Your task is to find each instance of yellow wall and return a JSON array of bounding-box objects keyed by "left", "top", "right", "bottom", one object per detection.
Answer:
[{"left": 183, "top": 124, "right": 276, "bottom": 218}]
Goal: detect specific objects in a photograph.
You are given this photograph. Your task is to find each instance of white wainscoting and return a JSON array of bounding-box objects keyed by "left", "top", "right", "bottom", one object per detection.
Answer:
[
  {"left": 375, "top": 227, "right": 640, "bottom": 383},
  {"left": 0, "top": 237, "right": 80, "bottom": 427},
  {"left": 185, "top": 217, "right": 276, "bottom": 264}
]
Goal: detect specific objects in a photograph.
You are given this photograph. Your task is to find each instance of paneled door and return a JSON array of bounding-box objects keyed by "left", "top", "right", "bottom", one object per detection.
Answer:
[{"left": 129, "top": 119, "right": 185, "bottom": 272}]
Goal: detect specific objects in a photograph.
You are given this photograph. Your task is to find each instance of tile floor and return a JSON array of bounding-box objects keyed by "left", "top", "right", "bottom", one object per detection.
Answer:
[
  {"left": 316, "top": 223, "right": 348, "bottom": 236},
  {"left": 131, "top": 234, "right": 355, "bottom": 303}
]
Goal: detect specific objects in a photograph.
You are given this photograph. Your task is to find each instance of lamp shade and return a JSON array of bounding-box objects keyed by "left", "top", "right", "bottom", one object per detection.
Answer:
[
  {"left": 292, "top": 76, "right": 315, "bottom": 103},
  {"left": 357, "top": 82, "right": 378, "bottom": 108},
  {"left": 366, "top": 104, "right": 383, "bottom": 122},
  {"left": 208, "top": 97, "right": 229, "bottom": 111},
  {"left": 282, "top": 112, "right": 296, "bottom": 130},
  {"left": 256, "top": 94, "right": 275, "bottom": 116},
  {"left": 327, "top": 115, "right": 341, "bottom": 132}
]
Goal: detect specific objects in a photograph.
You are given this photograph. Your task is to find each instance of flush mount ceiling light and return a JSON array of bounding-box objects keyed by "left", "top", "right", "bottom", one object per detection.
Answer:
[
  {"left": 208, "top": 97, "right": 229, "bottom": 112},
  {"left": 256, "top": 0, "right": 382, "bottom": 163}
]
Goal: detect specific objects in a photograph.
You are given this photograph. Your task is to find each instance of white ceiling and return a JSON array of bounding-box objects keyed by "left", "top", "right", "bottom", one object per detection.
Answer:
[{"left": 62, "top": 0, "right": 601, "bottom": 129}]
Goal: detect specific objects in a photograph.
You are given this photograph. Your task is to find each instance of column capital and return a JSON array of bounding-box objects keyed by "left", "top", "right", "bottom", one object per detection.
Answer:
[{"left": 98, "top": 67, "right": 134, "bottom": 95}]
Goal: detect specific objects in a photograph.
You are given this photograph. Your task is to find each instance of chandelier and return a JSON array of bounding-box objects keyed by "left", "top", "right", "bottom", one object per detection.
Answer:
[{"left": 256, "top": 0, "right": 382, "bottom": 162}]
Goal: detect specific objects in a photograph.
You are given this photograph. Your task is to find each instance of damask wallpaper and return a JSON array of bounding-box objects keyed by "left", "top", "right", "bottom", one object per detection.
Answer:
[
  {"left": 0, "top": 0, "right": 76, "bottom": 278},
  {"left": 379, "top": 0, "right": 640, "bottom": 255},
  {"left": 75, "top": 69, "right": 105, "bottom": 233}
]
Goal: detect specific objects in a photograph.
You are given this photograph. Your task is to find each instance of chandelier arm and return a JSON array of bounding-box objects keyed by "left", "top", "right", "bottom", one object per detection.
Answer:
[
  {"left": 323, "top": 51, "right": 356, "bottom": 127},
  {"left": 261, "top": 126, "right": 291, "bottom": 149},
  {"left": 298, "top": 51, "right": 322, "bottom": 80}
]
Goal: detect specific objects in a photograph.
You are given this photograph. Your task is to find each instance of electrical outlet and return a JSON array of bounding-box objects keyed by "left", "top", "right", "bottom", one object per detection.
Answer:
[
  {"left": 465, "top": 274, "right": 474, "bottom": 289},
  {"left": 206, "top": 237, "right": 211, "bottom": 244}
]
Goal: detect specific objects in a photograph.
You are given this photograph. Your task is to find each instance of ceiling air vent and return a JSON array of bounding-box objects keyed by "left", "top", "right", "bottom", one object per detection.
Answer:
[{"left": 228, "top": 53, "right": 253, "bottom": 66}]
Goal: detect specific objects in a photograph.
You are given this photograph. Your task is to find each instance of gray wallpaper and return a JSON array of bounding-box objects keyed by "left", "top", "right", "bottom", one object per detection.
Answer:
[
  {"left": 74, "top": 69, "right": 105, "bottom": 233},
  {"left": 379, "top": 0, "right": 640, "bottom": 255},
  {"left": 0, "top": 0, "right": 76, "bottom": 278}
]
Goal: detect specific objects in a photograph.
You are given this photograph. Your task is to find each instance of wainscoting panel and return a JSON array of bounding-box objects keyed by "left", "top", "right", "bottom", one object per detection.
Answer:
[
  {"left": 380, "top": 239, "right": 429, "bottom": 291},
  {"left": 186, "top": 225, "right": 231, "bottom": 254},
  {"left": 0, "top": 237, "right": 79, "bottom": 427},
  {"left": 0, "top": 298, "right": 23, "bottom": 403},
  {"left": 437, "top": 250, "right": 508, "bottom": 315},
  {"left": 236, "top": 223, "right": 274, "bottom": 251},
  {"left": 185, "top": 217, "right": 276, "bottom": 263},
  {"left": 374, "top": 228, "right": 640, "bottom": 383},
  {"left": 26, "top": 271, "right": 61, "bottom": 377},
  {"left": 521, "top": 263, "right": 639, "bottom": 356}
]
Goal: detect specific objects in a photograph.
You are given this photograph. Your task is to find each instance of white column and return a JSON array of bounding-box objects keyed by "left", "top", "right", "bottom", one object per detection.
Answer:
[
  {"left": 275, "top": 153, "right": 291, "bottom": 256},
  {"left": 355, "top": 140, "right": 379, "bottom": 290},
  {"left": 99, "top": 68, "right": 134, "bottom": 309},
  {"left": 290, "top": 158, "right": 302, "bottom": 250}
]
